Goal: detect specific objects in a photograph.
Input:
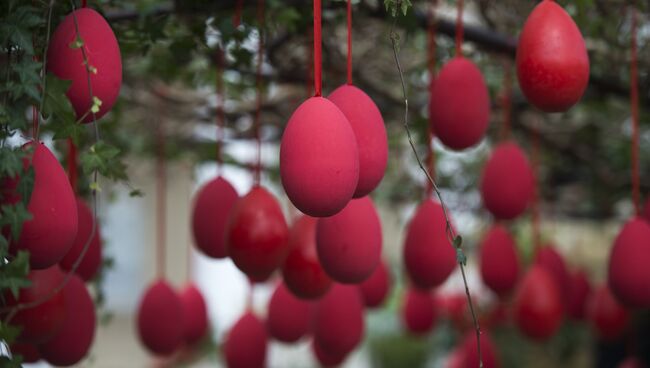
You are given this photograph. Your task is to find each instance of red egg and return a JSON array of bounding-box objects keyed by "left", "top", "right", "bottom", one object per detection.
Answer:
[
  {"left": 328, "top": 84, "right": 387, "bottom": 198},
  {"left": 618, "top": 357, "right": 645, "bottom": 368},
  {"left": 224, "top": 312, "right": 267, "bottom": 368},
  {"left": 480, "top": 142, "right": 534, "bottom": 220},
  {"left": 535, "top": 245, "right": 570, "bottom": 304},
  {"left": 311, "top": 339, "right": 347, "bottom": 367},
  {"left": 513, "top": 265, "right": 563, "bottom": 340},
  {"left": 226, "top": 186, "right": 289, "bottom": 282},
  {"left": 516, "top": 0, "right": 589, "bottom": 112},
  {"left": 266, "top": 282, "right": 312, "bottom": 343},
  {"left": 191, "top": 176, "right": 238, "bottom": 259},
  {"left": 179, "top": 283, "right": 208, "bottom": 345},
  {"left": 282, "top": 215, "right": 332, "bottom": 299},
  {"left": 10, "top": 343, "right": 40, "bottom": 363},
  {"left": 316, "top": 196, "right": 382, "bottom": 284},
  {"left": 5, "top": 142, "right": 77, "bottom": 270},
  {"left": 429, "top": 57, "right": 490, "bottom": 150},
  {"left": 608, "top": 218, "right": 650, "bottom": 308},
  {"left": 136, "top": 279, "right": 184, "bottom": 356},
  {"left": 313, "top": 284, "right": 364, "bottom": 357},
  {"left": 7, "top": 266, "right": 66, "bottom": 344},
  {"left": 59, "top": 197, "right": 102, "bottom": 281},
  {"left": 587, "top": 285, "right": 629, "bottom": 341},
  {"left": 403, "top": 199, "right": 457, "bottom": 289},
  {"left": 479, "top": 225, "right": 520, "bottom": 297},
  {"left": 359, "top": 259, "right": 391, "bottom": 308},
  {"left": 567, "top": 270, "right": 592, "bottom": 320},
  {"left": 402, "top": 287, "right": 437, "bottom": 335},
  {"left": 39, "top": 275, "right": 96, "bottom": 366},
  {"left": 435, "top": 293, "right": 469, "bottom": 331},
  {"left": 462, "top": 330, "right": 499, "bottom": 368},
  {"left": 47, "top": 8, "right": 122, "bottom": 122},
  {"left": 280, "top": 96, "right": 359, "bottom": 217}
]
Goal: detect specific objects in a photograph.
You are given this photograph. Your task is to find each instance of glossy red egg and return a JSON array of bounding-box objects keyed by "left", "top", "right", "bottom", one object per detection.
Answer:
[
  {"left": 359, "top": 259, "right": 391, "bottom": 308},
  {"left": 567, "top": 269, "right": 592, "bottom": 320},
  {"left": 462, "top": 330, "right": 499, "bottom": 368},
  {"left": 513, "top": 265, "right": 563, "bottom": 340},
  {"left": 311, "top": 339, "right": 347, "bottom": 367},
  {"left": 535, "top": 245, "right": 570, "bottom": 304},
  {"left": 608, "top": 218, "right": 650, "bottom": 308},
  {"left": 479, "top": 225, "right": 520, "bottom": 297},
  {"left": 224, "top": 312, "right": 267, "bottom": 368},
  {"left": 313, "top": 284, "right": 364, "bottom": 357},
  {"left": 191, "top": 176, "right": 238, "bottom": 259},
  {"left": 39, "top": 275, "right": 96, "bottom": 366},
  {"left": 10, "top": 343, "right": 40, "bottom": 363},
  {"left": 480, "top": 142, "right": 534, "bottom": 220},
  {"left": 226, "top": 186, "right": 289, "bottom": 282},
  {"left": 403, "top": 199, "right": 457, "bottom": 289},
  {"left": 47, "top": 8, "right": 122, "bottom": 122},
  {"left": 179, "top": 283, "right": 208, "bottom": 345},
  {"left": 136, "top": 279, "right": 184, "bottom": 356},
  {"left": 329, "top": 84, "right": 387, "bottom": 198},
  {"left": 266, "top": 282, "right": 312, "bottom": 343},
  {"left": 516, "top": 0, "right": 589, "bottom": 112},
  {"left": 282, "top": 215, "right": 332, "bottom": 299},
  {"left": 316, "top": 196, "right": 382, "bottom": 283},
  {"left": 402, "top": 287, "right": 437, "bottom": 335},
  {"left": 59, "top": 197, "right": 102, "bottom": 281},
  {"left": 280, "top": 96, "right": 359, "bottom": 217},
  {"left": 587, "top": 285, "right": 629, "bottom": 341},
  {"left": 429, "top": 57, "right": 490, "bottom": 150}
]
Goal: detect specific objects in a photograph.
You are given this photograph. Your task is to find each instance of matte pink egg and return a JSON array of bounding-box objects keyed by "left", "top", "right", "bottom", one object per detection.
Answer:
[
  {"left": 179, "top": 283, "right": 208, "bottom": 345},
  {"left": 59, "top": 197, "right": 102, "bottom": 281},
  {"left": 266, "top": 282, "right": 312, "bottom": 343},
  {"left": 311, "top": 339, "right": 347, "bottom": 367},
  {"left": 587, "top": 285, "right": 629, "bottom": 341},
  {"left": 479, "top": 225, "right": 520, "bottom": 297},
  {"left": 513, "top": 265, "right": 563, "bottom": 340},
  {"left": 313, "top": 284, "right": 364, "bottom": 357},
  {"left": 402, "top": 287, "right": 437, "bottom": 335},
  {"left": 567, "top": 270, "right": 592, "bottom": 320},
  {"left": 462, "top": 330, "right": 499, "bottom": 368},
  {"left": 136, "top": 279, "right": 184, "bottom": 356},
  {"left": 535, "top": 245, "right": 570, "bottom": 306},
  {"left": 608, "top": 218, "right": 650, "bottom": 308},
  {"left": 359, "top": 259, "right": 391, "bottom": 308},
  {"left": 224, "top": 312, "right": 267, "bottom": 368}
]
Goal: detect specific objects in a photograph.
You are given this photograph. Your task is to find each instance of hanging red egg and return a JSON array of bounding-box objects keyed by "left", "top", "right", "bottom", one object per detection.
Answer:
[
  {"left": 567, "top": 269, "right": 592, "bottom": 320},
  {"left": 429, "top": 57, "right": 490, "bottom": 150},
  {"left": 516, "top": 0, "right": 589, "bottom": 112},
  {"left": 266, "top": 282, "right": 312, "bottom": 343},
  {"left": 282, "top": 215, "right": 332, "bottom": 299},
  {"left": 39, "top": 275, "right": 96, "bottom": 366},
  {"left": 316, "top": 196, "right": 382, "bottom": 284},
  {"left": 462, "top": 330, "right": 499, "bottom": 368},
  {"left": 179, "top": 283, "right": 208, "bottom": 345},
  {"left": 311, "top": 339, "right": 347, "bottom": 367},
  {"left": 435, "top": 293, "right": 469, "bottom": 332},
  {"left": 513, "top": 265, "right": 563, "bottom": 340},
  {"left": 312, "top": 284, "right": 364, "bottom": 357},
  {"left": 224, "top": 312, "right": 267, "bottom": 368},
  {"left": 608, "top": 218, "right": 650, "bottom": 308},
  {"left": 59, "top": 197, "right": 102, "bottom": 281},
  {"left": 403, "top": 199, "right": 457, "bottom": 289},
  {"left": 191, "top": 176, "right": 238, "bottom": 259},
  {"left": 479, "top": 224, "right": 520, "bottom": 297},
  {"left": 226, "top": 186, "right": 289, "bottom": 282},
  {"left": 480, "top": 142, "right": 534, "bottom": 220},
  {"left": 280, "top": 97, "right": 359, "bottom": 217},
  {"left": 47, "top": 8, "right": 122, "bottom": 122},
  {"left": 10, "top": 343, "right": 40, "bottom": 363},
  {"left": 328, "top": 85, "right": 387, "bottom": 198},
  {"left": 587, "top": 285, "right": 630, "bottom": 341},
  {"left": 136, "top": 279, "right": 184, "bottom": 356},
  {"left": 359, "top": 259, "right": 391, "bottom": 309},
  {"left": 402, "top": 287, "right": 437, "bottom": 336},
  {"left": 535, "top": 245, "right": 570, "bottom": 304}
]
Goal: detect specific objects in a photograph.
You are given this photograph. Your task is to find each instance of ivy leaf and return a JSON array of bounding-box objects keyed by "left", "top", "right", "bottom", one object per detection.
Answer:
[
  {"left": 456, "top": 248, "right": 467, "bottom": 266},
  {"left": 0, "top": 203, "right": 33, "bottom": 242},
  {"left": 42, "top": 73, "right": 74, "bottom": 122},
  {"left": 0, "top": 147, "right": 25, "bottom": 178},
  {"left": 0, "top": 251, "right": 31, "bottom": 299},
  {"left": 0, "top": 321, "right": 22, "bottom": 345},
  {"left": 15, "top": 166, "right": 34, "bottom": 208},
  {"left": 80, "top": 141, "right": 128, "bottom": 182}
]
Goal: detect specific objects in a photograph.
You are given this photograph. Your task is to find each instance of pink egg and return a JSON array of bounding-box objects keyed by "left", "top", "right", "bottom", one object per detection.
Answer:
[
  {"left": 608, "top": 218, "right": 650, "bottom": 308},
  {"left": 513, "top": 265, "right": 563, "bottom": 340},
  {"left": 311, "top": 339, "right": 347, "bottom": 367},
  {"left": 429, "top": 57, "right": 490, "bottom": 150},
  {"left": 479, "top": 225, "right": 520, "bottom": 297},
  {"left": 280, "top": 96, "right": 359, "bottom": 217},
  {"left": 313, "top": 284, "right": 364, "bottom": 357},
  {"left": 136, "top": 279, "right": 184, "bottom": 356},
  {"left": 179, "top": 283, "right": 208, "bottom": 345},
  {"left": 329, "top": 84, "right": 387, "bottom": 198},
  {"left": 587, "top": 285, "right": 629, "bottom": 341},
  {"left": 191, "top": 176, "right": 238, "bottom": 259},
  {"left": 47, "top": 8, "right": 122, "bottom": 122},
  {"left": 316, "top": 196, "right": 382, "bottom": 284},
  {"left": 567, "top": 270, "right": 592, "bottom": 320},
  {"left": 59, "top": 197, "right": 102, "bottom": 281},
  {"left": 462, "top": 330, "right": 499, "bottom": 368},
  {"left": 402, "top": 287, "right": 437, "bottom": 335},
  {"left": 266, "top": 282, "right": 312, "bottom": 343},
  {"left": 359, "top": 259, "right": 391, "bottom": 308},
  {"left": 535, "top": 245, "right": 570, "bottom": 306},
  {"left": 224, "top": 312, "right": 267, "bottom": 368}
]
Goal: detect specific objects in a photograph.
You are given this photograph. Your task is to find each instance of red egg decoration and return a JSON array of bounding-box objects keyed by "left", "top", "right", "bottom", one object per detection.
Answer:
[
  {"left": 266, "top": 282, "right": 312, "bottom": 343},
  {"left": 10, "top": 343, "right": 40, "bottom": 363},
  {"left": 359, "top": 259, "right": 391, "bottom": 309},
  {"left": 608, "top": 218, "right": 650, "bottom": 308},
  {"left": 39, "top": 275, "right": 96, "bottom": 366},
  {"left": 480, "top": 142, "right": 534, "bottom": 220},
  {"left": 516, "top": 0, "right": 589, "bottom": 112},
  {"left": 479, "top": 225, "right": 520, "bottom": 297},
  {"left": 567, "top": 270, "right": 592, "bottom": 320},
  {"left": 311, "top": 339, "right": 347, "bottom": 367},
  {"left": 282, "top": 215, "right": 332, "bottom": 299},
  {"left": 179, "top": 283, "right": 208, "bottom": 345},
  {"left": 316, "top": 196, "right": 381, "bottom": 284},
  {"left": 513, "top": 265, "right": 563, "bottom": 340},
  {"left": 226, "top": 186, "right": 289, "bottom": 282},
  {"left": 535, "top": 245, "right": 570, "bottom": 303},
  {"left": 313, "top": 284, "right": 364, "bottom": 357},
  {"left": 136, "top": 279, "right": 184, "bottom": 356},
  {"left": 587, "top": 285, "right": 630, "bottom": 341},
  {"left": 435, "top": 293, "right": 469, "bottom": 331},
  {"left": 59, "top": 197, "right": 102, "bottom": 281},
  {"left": 224, "top": 312, "right": 267, "bottom": 368},
  {"left": 402, "top": 287, "right": 437, "bottom": 336},
  {"left": 191, "top": 176, "right": 238, "bottom": 259},
  {"left": 462, "top": 330, "right": 499, "bottom": 368},
  {"left": 403, "top": 199, "right": 457, "bottom": 289},
  {"left": 429, "top": 56, "right": 490, "bottom": 150},
  {"left": 280, "top": 97, "right": 359, "bottom": 217},
  {"left": 329, "top": 84, "right": 387, "bottom": 198},
  {"left": 47, "top": 8, "right": 122, "bottom": 122}
]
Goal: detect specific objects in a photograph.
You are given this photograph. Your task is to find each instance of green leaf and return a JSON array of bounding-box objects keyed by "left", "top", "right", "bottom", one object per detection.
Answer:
[
  {"left": 0, "top": 147, "right": 25, "bottom": 178},
  {"left": 42, "top": 73, "right": 74, "bottom": 122},
  {"left": 456, "top": 248, "right": 467, "bottom": 266},
  {"left": 10, "top": 27, "right": 34, "bottom": 54},
  {"left": 15, "top": 166, "right": 34, "bottom": 207},
  {"left": 69, "top": 36, "right": 84, "bottom": 49},
  {"left": 0, "top": 251, "right": 31, "bottom": 299},
  {"left": 453, "top": 235, "right": 463, "bottom": 248},
  {"left": 0, "top": 321, "right": 22, "bottom": 345},
  {"left": 0, "top": 203, "right": 32, "bottom": 242},
  {"left": 80, "top": 141, "right": 128, "bottom": 182}
]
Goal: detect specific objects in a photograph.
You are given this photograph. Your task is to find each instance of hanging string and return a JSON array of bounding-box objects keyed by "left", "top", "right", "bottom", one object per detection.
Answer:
[
  {"left": 346, "top": 0, "right": 353, "bottom": 85},
  {"left": 307, "top": 27, "right": 314, "bottom": 97},
  {"left": 313, "top": 0, "right": 322, "bottom": 97},
  {"left": 216, "top": 48, "right": 225, "bottom": 173},
  {"left": 630, "top": 6, "right": 640, "bottom": 216},
  {"left": 499, "top": 60, "right": 513, "bottom": 142},
  {"left": 454, "top": 0, "right": 464, "bottom": 57},
  {"left": 233, "top": 0, "right": 244, "bottom": 27},
  {"left": 81, "top": 0, "right": 87, "bottom": 8},
  {"left": 252, "top": 0, "right": 265, "bottom": 185},
  {"left": 67, "top": 139, "right": 78, "bottom": 193},
  {"left": 530, "top": 125, "right": 541, "bottom": 251},
  {"left": 425, "top": 0, "right": 438, "bottom": 198},
  {"left": 155, "top": 126, "right": 167, "bottom": 279}
]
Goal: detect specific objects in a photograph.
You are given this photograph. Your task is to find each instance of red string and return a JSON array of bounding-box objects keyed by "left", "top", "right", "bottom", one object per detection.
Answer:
[
  {"left": 67, "top": 139, "right": 78, "bottom": 193},
  {"left": 307, "top": 27, "right": 314, "bottom": 97},
  {"left": 630, "top": 7, "right": 640, "bottom": 216},
  {"left": 253, "top": 0, "right": 265, "bottom": 185},
  {"left": 31, "top": 105, "right": 39, "bottom": 140},
  {"left": 346, "top": 0, "right": 352, "bottom": 85},
  {"left": 233, "top": 0, "right": 244, "bottom": 27},
  {"left": 499, "top": 60, "right": 513, "bottom": 142},
  {"left": 426, "top": 0, "right": 438, "bottom": 198},
  {"left": 81, "top": 0, "right": 87, "bottom": 8},
  {"left": 313, "top": 0, "right": 322, "bottom": 97},
  {"left": 156, "top": 127, "right": 167, "bottom": 279},
  {"left": 216, "top": 48, "right": 225, "bottom": 170},
  {"left": 454, "top": 0, "right": 464, "bottom": 57},
  {"left": 530, "top": 126, "right": 541, "bottom": 251}
]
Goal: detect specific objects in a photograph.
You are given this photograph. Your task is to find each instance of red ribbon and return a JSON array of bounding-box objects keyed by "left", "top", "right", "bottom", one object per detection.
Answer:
[
  {"left": 253, "top": 0, "right": 265, "bottom": 185},
  {"left": 454, "top": 0, "right": 464, "bottom": 57},
  {"left": 630, "top": 7, "right": 640, "bottom": 216},
  {"left": 346, "top": 0, "right": 352, "bottom": 85},
  {"left": 313, "top": 0, "right": 322, "bottom": 96}
]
